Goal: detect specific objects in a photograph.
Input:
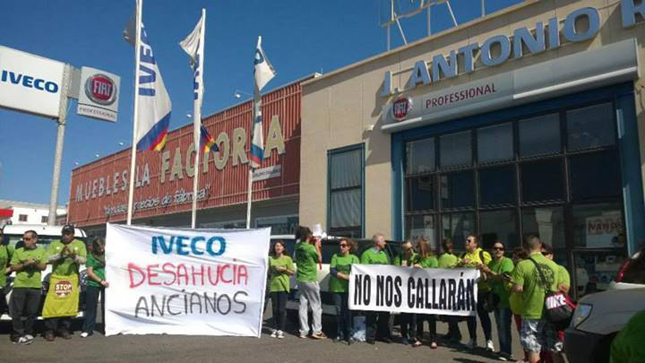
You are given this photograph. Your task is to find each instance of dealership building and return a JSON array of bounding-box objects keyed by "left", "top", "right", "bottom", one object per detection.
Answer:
[{"left": 299, "top": 0, "right": 645, "bottom": 299}]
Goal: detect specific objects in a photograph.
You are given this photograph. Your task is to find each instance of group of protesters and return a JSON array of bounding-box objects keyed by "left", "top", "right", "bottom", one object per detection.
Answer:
[
  {"left": 267, "top": 225, "right": 571, "bottom": 363},
  {"left": 0, "top": 225, "right": 108, "bottom": 345}
]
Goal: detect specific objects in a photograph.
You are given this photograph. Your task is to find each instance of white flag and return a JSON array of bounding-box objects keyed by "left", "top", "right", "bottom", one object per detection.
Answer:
[
  {"left": 254, "top": 36, "right": 276, "bottom": 92},
  {"left": 123, "top": 11, "right": 172, "bottom": 151},
  {"left": 179, "top": 11, "right": 205, "bottom": 142}
]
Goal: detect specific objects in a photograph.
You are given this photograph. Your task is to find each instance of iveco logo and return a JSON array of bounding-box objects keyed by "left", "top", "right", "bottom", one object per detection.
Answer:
[
  {"left": 85, "top": 74, "right": 117, "bottom": 105},
  {"left": 392, "top": 97, "right": 412, "bottom": 121}
]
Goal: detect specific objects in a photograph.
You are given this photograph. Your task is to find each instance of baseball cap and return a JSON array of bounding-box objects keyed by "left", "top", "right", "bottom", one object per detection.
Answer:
[{"left": 62, "top": 224, "right": 75, "bottom": 234}]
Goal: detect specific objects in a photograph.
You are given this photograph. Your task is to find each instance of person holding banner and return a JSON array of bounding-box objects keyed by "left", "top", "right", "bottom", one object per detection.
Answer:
[
  {"left": 268, "top": 240, "right": 294, "bottom": 339},
  {"left": 81, "top": 237, "right": 109, "bottom": 338},
  {"left": 438, "top": 238, "right": 462, "bottom": 344},
  {"left": 394, "top": 240, "right": 418, "bottom": 346},
  {"left": 481, "top": 241, "right": 515, "bottom": 361},
  {"left": 330, "top": 238, "right": 360, "bottom": 345},
  {"left": 456, "top": 235, "right": 494, "bottom": 351},
  {"left": 412, "top": 237, "right": 439, "bottom": 349},
  {"left": 361, "top": 233, "right": 392, "bottom": 345},
  {"left": 294, "top": 226, "right": 326, "bottom": 340},
  {"left": 43, "top": 225, "right": 87, "bottom": 341},
  {"left": 9, "top": 230, "right": 47, "bottom": 345}
]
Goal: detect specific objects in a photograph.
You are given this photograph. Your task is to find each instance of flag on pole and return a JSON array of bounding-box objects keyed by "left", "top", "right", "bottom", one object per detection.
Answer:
[
  {"left": 123, "top": 13, "right": 172, "bottom": 152},
  {"left": 251, "top": 36, "right": 276, "bottom": 169},
  {"left": 200, "top": 125, "right": 218, "bottom": 153},
  {"left": 179, "top": 11, "right": 205, "bottom": 123}
]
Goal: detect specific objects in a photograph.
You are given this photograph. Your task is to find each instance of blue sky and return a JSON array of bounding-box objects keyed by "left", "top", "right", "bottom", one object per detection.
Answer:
[{"left": 0, "top": 0, "right": 523, "bottom": 206}]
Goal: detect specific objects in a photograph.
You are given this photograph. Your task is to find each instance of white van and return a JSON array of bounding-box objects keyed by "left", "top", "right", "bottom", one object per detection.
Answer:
[{"left": 1, "top": 224, "right": 88, "bottom": 320}]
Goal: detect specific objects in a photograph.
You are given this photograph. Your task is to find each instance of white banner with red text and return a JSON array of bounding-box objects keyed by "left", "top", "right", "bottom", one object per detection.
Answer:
[
  {"left": 349, "top": 264, "right": 479, "bottom": 316},
  {"left": 105, "top": 223, "right": 270, "bottom": 337}
]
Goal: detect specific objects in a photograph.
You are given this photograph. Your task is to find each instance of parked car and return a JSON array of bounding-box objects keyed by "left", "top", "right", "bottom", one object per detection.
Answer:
[
  {"left": 564, "top": 244, "right": 645, "bottom": 363},
  {"left": 1, "top": 224, "right": 89, "bottom": 320}
]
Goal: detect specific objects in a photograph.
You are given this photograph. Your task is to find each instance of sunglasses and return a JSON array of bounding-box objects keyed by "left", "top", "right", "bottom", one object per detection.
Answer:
[
  {"left": 340, "top": 244, "right": 348, "bottom": 248},
  {"left": 493, "top": 247, "right": 504, "bottom": 251}
]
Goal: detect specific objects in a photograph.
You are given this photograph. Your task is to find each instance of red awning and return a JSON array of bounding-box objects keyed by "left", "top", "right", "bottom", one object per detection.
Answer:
[{"left": 0, "top": 209, "right": 14, "bottom": 219}]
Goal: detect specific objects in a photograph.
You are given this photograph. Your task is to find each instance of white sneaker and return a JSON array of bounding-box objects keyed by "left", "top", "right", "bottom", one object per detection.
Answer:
[
  {"left": 270, "top": 330, "right": 278, "bottom": 338},
  {"left": 466, "top": 338, "right": 476, "bottom": 349},
  {"left": 277, "top": 330, "right": 284, "bottom": 339},
  {"left": 24, "top": 334, "right": 34, "bottom": 342},
  {"left": 486, "top": 339, "right": 495, "bottom": 351},
  {"left": 17, "top": 336, "right": 32, "bottom": 345},
  {"left": 80, "top": 332, "right": 90, "bottom": 338}
]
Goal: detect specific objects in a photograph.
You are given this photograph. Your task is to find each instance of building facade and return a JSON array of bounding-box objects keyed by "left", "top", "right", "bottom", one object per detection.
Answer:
[
  {"left": 0, "top": 200, "right": 66, "bottom": 226},
  {"left": 300, "top": 0, "right": 645, "bottom": 299},
  {"left": 67, "top": 77, "right": 311, "bottom": 236}
]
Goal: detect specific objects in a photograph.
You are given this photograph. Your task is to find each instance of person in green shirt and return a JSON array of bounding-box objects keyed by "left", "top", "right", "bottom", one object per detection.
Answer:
[
  {"left": 511, "top": 235, "right": 564, "bottom": 363},
  {"left": 360, "top": 233, "right": 392, "bottom": 344},
  {"left": 457, "top": 235, "right": 494, "bottom": 351},
  {"left": 395, "top": 240, "right": 418, "bottom": 346},
  {"left": 438, "top": 238, "right": 462, "bottom": 344},
  {"left": 294, "top": 226, "right": 326, "bottom": 340},
  {"left": 268, "top": 240, "right": 294, "bottom": 339},
  {"left": 330, "top": 238, "right": 359, "bottom": 344},
  {"left": 610, "top": 310, "right": 645, "bottom": 363},
  {"left": 81, "top": 237, "right": 109, "bottom": 338},
  {"left": 9, "top": 230, "right": 47, "bottom": 345},
  {"left": 0, "top": 228, "right": 15, "bottom": 318},
  {"left": 481, "top": 241, "right": 515, "bottom": 361},
  {"left": 412, "top": 237, "right": 439, "bottom": 349},
  {"left": 44, "top": 224, "right": 87, "bottom": 341}
]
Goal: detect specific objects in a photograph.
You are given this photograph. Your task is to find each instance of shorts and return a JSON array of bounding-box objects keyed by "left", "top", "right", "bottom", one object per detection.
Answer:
[{"left": 520, "top": 318, "right": 563, "bottom": 354}]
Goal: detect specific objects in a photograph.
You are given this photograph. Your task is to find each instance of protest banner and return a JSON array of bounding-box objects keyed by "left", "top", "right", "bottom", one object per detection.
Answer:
[
  {"left": 105, "top": 223, "right": 270, "bottom": 337},
  {"left": 349, "top": 264, "right": 479, "bottom": 316}
]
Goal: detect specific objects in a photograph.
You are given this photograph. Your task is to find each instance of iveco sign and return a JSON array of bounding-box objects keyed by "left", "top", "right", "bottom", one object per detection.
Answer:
[
  {"left": 0, "top": 45, "right": 65, "bottom": 118},
  {"left": 381, "top": 0, "right": 645, "bottom": 97}
]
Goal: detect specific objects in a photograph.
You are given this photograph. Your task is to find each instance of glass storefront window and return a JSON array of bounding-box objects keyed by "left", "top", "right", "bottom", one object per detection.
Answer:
[
  {"left": 518, "top": 113, "right": 560, "bottom": 158},
  {"left": 439, "top": 171, "right": 475, "bottom": 209},
  {"left": 520, "top": 159, "right": 564, "bottom": 203},
  {"left": 406, "top": 138, "right": 435, "bottom": 175},
  {"left": 407, "top": 175, "right": 435, "bottom": 211},
  {"left": 440, "top": 131, "right": 471, "bottom": 169},
  {"left": 441, "top": 213, "right": 475, "bottom": 247},
  {"left": 567, "top": 103, "right": 616, "bottom": 151},
  {"left": 256, "top": 215, "right": 299, "bottom": 235},
  {"left": 479, "top": 165, "right": 516, "bottom": 206},
  {"left": 406, "top": 214, "right": 438, "bottom": 250},
  {"left": 572, "top": 203, "right": 624, "bottom": 249},
  {"left": 480, "top": 210, "right": 518, "bottom": 249},
  {"left": 477, "top": 123, "right": 513, "bottom": 163},
  {"left": 521, "top": 207, "right": 565, "bottom": 249},
  {"left": 569, "top": 150, "right": 621, "bottom": 201}
]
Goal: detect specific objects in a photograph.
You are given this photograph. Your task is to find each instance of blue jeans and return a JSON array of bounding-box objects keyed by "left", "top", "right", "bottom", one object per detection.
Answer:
[
  {"left": 495, "top": 307, "right": 513, "bottom": 355},
  {"left": 333, "top": 293, "right": 352, "bottom": 339}
]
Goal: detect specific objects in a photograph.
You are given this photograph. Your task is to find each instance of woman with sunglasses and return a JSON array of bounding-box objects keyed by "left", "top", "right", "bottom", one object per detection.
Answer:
[
  {"left": 412, "top": 237, "right": 439, "bottom": 349},
  {"left": 481, "top": 241, "right": 515, "bottom": 361},
  {"left": 268, "top": 240, "right": 294, "bottom": 339},
  {"left": 329, "top": 238, "right": 359, "bottom": 344},
  {"left": 438, "top": 238, "right": 462, "bottom": 344},
  {"left": 395, "top": 240, "right": 418, "bottom": 346}
]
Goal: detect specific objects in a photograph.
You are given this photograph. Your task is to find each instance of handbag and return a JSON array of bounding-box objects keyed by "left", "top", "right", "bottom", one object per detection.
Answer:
[{"left": 527, "top": 258, "right": 575, "bottom": 330}]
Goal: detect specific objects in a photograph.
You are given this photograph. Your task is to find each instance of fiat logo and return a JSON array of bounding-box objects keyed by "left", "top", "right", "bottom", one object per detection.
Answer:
[
  {"left": 85, "top": 74, "right": 117, "bottom": 106},
  {"left": 392, "top": 97, "right": 412, "bottom": 121}
]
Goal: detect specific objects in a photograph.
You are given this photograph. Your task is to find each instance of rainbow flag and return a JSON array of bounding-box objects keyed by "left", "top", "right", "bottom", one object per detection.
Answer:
[{"left": 200, "top": 125, "right": 218, "bottom": 153}]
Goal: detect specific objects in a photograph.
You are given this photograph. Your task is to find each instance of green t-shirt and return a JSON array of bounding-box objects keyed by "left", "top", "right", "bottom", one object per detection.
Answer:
[
  {"left": 488, "top": 256, "right": 515, "bottom": 308},
  {"left": 511, "top": 252, "right": 560, "bottom": 319},
  {"left": 86, "top": 253, "right": 106, "bottom": 288},
  {"left": 414, "top": 255, "right": 438, "bottom": 268},
  {"left": 557, "top": 265, "right": 570, "bottom": 289},
  {"left": 610, "top": 310, "right": 645, "bottom": 363},
  {"left": 394, "top": 252, "right": 416, "bottom": 267},
  {"left": 269, "top": 255, "right": 294, "bottom": 292},
  {"left": 438, "top": 253, "right": 458, "bottom": 268},
  {"left": 461, "top": 248, "right": 492, "bottom": 291},
  {"left": 11, "top": 246, "right": 48, "bottom": 289},
  {"left": 330, "top": 253, "right": 360, "bottom": 293},
  {"left": 295, "top": 242, "right": 318, "bottom": 283},
  {"left": 0, "top": 244, "right": 15, "bottom": 288},
  {"left": 48, "top": 239, "right": 87, "bottom": 277},
  {"left": 360, "top": 248, "right": 389, "bottom": 265}
]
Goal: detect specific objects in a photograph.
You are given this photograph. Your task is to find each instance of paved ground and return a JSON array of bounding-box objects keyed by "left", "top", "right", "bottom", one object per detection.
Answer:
[{"left": 0, "top": 306, "right": 528, "bottom": 363}]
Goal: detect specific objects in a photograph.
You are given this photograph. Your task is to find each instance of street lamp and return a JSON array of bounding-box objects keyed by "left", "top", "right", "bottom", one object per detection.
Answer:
[{"left": 233, "top": 89, "right": 252, "bottom": 99}]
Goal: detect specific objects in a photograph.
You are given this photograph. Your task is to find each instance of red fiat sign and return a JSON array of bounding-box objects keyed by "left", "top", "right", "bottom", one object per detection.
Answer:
[
  {"left": 85, "top": 74, "right": 116, "bottom": 105},
  {"left": 392, "top": 97, "right": 411, "bottom": 121}
]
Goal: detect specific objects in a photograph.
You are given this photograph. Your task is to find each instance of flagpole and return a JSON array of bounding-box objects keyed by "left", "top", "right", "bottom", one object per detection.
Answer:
[
  {"left": 246, "top": 87, "right": 258, "bottom": 229},
  {"left": 126, "top": 0, "right": 143, "bottom": 226},
  {"left": 190, "top": 9, "right": 205, "bottom": 229}
]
